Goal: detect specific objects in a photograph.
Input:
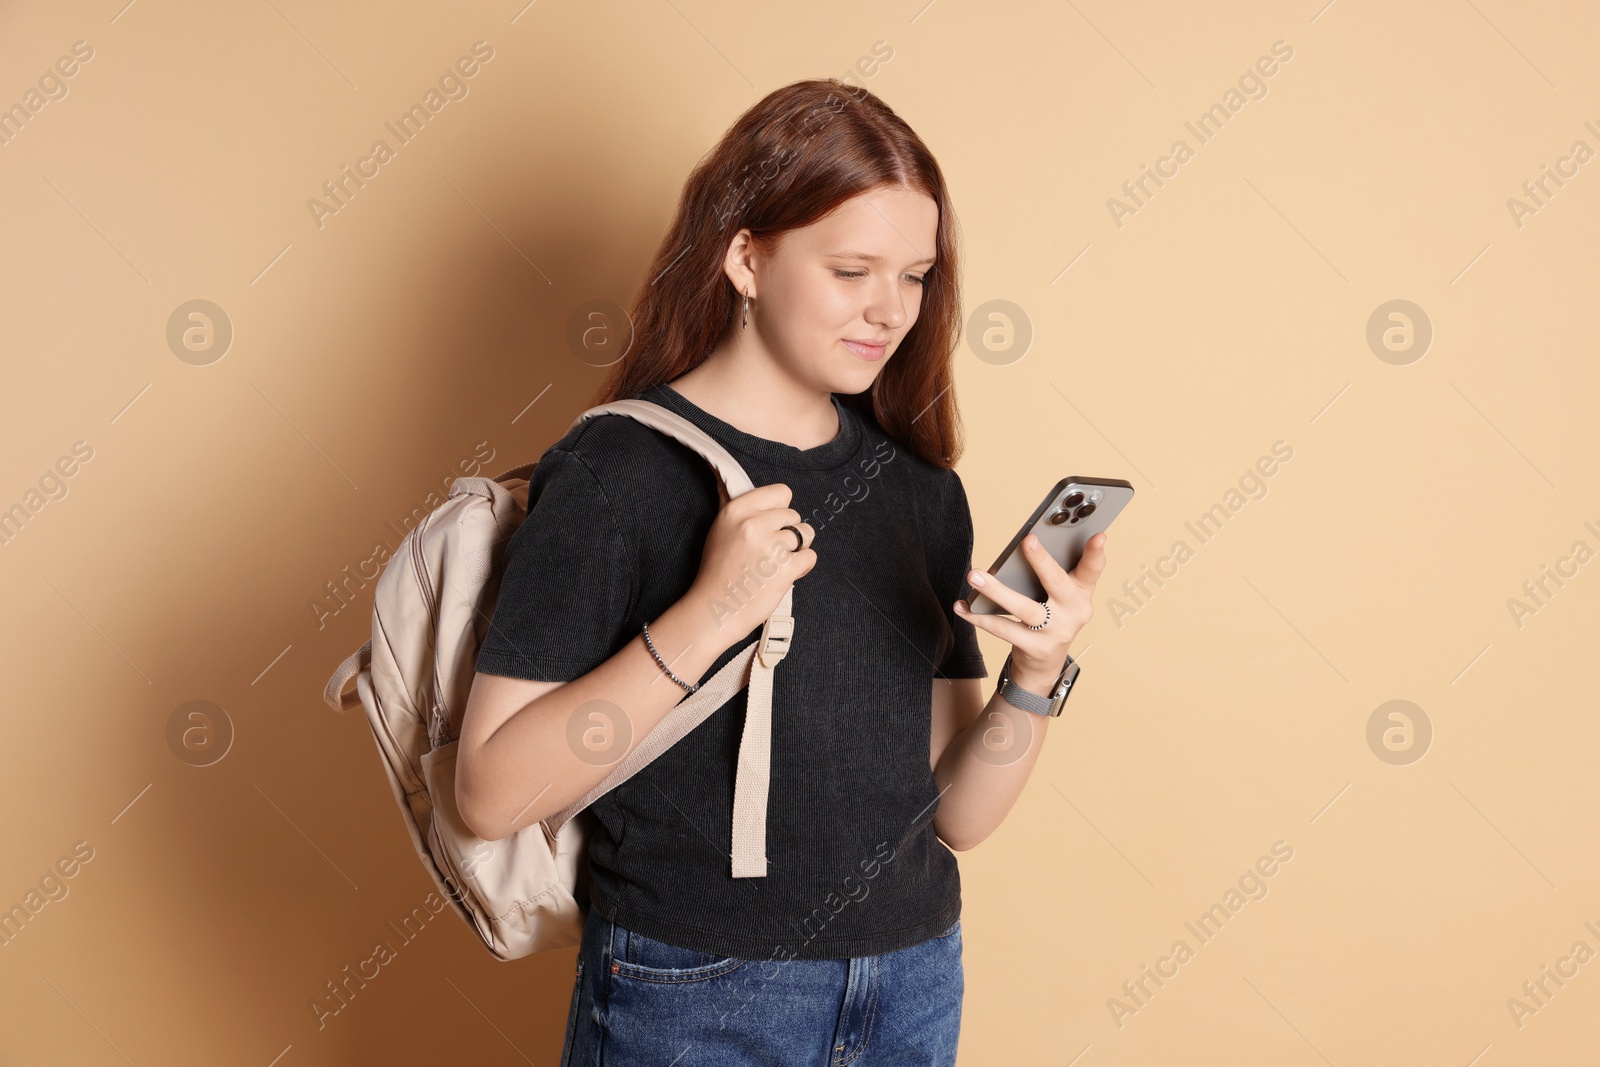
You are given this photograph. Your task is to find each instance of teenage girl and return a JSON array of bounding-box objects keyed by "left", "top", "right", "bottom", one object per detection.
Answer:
[{"left": 456, "top": 77, "right": 1107, "bottom": 1066}]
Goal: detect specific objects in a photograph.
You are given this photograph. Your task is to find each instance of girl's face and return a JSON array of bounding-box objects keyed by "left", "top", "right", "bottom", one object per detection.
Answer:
[{"left": 738, "top": 184, "right": 939, "bottom": 396}]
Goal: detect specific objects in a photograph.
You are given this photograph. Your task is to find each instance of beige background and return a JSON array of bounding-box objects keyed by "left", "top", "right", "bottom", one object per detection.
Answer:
[{"left": 2, "top": 0, "right": 1597, "bottom": 1063}]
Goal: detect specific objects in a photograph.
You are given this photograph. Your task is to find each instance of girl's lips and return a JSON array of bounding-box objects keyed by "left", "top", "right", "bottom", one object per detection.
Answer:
[{"left": 843, "top": 339, "right": 886, "bottom": 361}]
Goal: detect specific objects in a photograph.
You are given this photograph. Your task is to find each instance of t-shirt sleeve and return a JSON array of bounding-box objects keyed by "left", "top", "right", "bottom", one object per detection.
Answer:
[
  {"left": 933, "top": 468, "right": 989, "bottom": 680},
  {"left": 474, "top": 446, "right": 637, "bottom": 682}
]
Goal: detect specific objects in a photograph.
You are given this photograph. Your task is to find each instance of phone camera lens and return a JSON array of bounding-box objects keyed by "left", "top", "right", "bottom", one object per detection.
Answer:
[
  {"left": 1047, "top": 508, "right": 1071, "bottom": 526},
  {"left": 1075, "top": 502, "right": 1097, "bottom": 520},
  {"left": 1062, "top": 491, "right": 1085, "bottom": 508}
]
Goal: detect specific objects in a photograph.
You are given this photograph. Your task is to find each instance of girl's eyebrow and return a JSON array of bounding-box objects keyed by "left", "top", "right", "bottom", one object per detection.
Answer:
[{"left": 825, "top": 250, "right": 936, "bottom": 266}]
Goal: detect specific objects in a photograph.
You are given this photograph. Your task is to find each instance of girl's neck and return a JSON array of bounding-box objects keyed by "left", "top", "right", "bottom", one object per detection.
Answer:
[{"left": 667, "top": 345, "right": 840, "bottom": 451}]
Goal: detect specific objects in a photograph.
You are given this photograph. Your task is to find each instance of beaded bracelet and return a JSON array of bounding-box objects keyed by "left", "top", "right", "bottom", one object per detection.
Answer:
[{"left": 641, "top": 620, "right": 698, "bottom": 694}]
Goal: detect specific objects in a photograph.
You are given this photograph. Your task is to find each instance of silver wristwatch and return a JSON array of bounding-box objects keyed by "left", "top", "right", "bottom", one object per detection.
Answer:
[{"left": 995, "top": 652, "right": 1079, "bottom": 717}]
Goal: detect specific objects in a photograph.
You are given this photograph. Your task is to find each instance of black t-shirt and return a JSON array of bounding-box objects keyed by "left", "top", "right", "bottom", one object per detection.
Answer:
[{"left": 474, "top": 382, "right": 988, "bottom": 961}]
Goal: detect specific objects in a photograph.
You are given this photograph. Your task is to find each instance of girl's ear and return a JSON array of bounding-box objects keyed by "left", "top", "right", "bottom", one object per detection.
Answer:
[{"left": 721, "top": 228, "right": 759, "bottom": 298}]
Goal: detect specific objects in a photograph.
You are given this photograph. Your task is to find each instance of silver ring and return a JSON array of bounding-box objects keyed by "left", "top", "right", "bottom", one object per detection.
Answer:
[
  {"left": 1027, "top": 601, "right": 1051, "bottom": 631},
  {"left": 780, "top": 524, "right": 803, "bottom": 552}
]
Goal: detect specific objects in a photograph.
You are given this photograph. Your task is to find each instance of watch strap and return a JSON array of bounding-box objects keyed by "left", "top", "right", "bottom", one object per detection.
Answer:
[
  {"left": 996, "top": 652, "right": 1077, "bottom": 717},
  {"left": 998, "top": 672, "right": 1054, "bottom": 716}
]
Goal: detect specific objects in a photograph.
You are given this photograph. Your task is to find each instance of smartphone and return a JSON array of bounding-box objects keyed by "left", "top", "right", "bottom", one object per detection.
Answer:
[{"left": 966, "top": 476, "right": 1134, "bottom": 615}]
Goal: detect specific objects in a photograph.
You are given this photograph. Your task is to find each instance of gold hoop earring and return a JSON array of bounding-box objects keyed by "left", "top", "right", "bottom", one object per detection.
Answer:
[{"left": 742, "top": 286, "right": 750, "bottom": 329}]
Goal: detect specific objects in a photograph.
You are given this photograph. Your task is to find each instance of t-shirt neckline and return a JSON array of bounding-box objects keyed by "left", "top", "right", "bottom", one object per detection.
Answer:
[{"left": 640, "top": 382, "right": 862, "bottom": 471}]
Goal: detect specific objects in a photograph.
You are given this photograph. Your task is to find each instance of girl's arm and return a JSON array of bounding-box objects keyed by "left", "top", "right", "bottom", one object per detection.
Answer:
[
  {"left": 931, "top": 530, "right": 1108, "bottom": 851},
  {"left": 456, "top": 593, "right": 729, "bottom": 841},
  {"left": 930, "top": 670, "right": 1055, "bottom": 852}
]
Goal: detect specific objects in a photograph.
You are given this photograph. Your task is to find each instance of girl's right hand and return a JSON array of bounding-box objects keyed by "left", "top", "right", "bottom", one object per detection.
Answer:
[{"left": 684, "top": 481, "right": 816, "bottom": 651}]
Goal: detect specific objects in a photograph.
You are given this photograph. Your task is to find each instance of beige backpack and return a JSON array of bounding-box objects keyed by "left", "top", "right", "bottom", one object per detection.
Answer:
[{"left": 322, "top": 400, "right": 795, "bottom": 961}]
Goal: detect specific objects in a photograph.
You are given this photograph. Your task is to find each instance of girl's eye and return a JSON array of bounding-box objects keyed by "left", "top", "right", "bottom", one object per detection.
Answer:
[{"left": 832, "top": 269, "right": 927, "bottom": 285}]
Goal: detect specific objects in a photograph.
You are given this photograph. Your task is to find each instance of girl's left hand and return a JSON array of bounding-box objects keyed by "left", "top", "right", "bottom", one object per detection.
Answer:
[{"left": 954, "top": 531, "right": 1108, "bottom": 677}]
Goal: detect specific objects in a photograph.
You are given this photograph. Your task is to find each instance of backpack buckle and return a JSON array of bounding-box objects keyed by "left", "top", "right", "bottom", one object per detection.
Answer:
[{"left": 756, "top": 614, "right": 794, "bottom": 668}]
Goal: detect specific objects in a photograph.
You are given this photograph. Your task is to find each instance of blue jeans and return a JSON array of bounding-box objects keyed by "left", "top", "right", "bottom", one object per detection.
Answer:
[{"left": 559, "top": 903, "right": 964, "bottom": 1066}]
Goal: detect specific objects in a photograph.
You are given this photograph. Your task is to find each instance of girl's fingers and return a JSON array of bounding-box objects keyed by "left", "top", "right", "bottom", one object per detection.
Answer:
[
  {"left": 955, "top": 533, "right": 1110, "bottom": 648},
  {"left": 964, "top": 566, "right": 1046, "bottom": 626},
  {"left": 1021, "top": 535, "right": 1076, "bottom": 603},
  {"left": 954, "top": 597, "right": 1052, "bottom": 648},
  {"left": 1069, "top": 532, "right": 1109, "bottom": 590}
]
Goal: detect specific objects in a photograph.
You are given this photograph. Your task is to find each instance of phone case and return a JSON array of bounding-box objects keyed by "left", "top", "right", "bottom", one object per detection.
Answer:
[{"left": 966, "top": 476, "right": 1134, "bottom": 615}]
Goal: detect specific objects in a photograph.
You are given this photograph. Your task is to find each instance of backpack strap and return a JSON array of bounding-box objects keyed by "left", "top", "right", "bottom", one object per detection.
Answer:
[
  {"left": 491, "top": 399, "right": 746, "bottom": 505},
  {"left": 537, "top": 398, "right": 793, "bottom": 879},
  {"left": 323, "top": 639, "right": 371, "bottom": 712},
  {"left": 545, "top": 599, "right": 789, "bottom": 877}
]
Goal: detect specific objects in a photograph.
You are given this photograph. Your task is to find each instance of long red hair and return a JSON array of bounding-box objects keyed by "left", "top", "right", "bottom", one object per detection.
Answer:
[{"left": 592, "top": 78, "right": 968, "bottom": 469}]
